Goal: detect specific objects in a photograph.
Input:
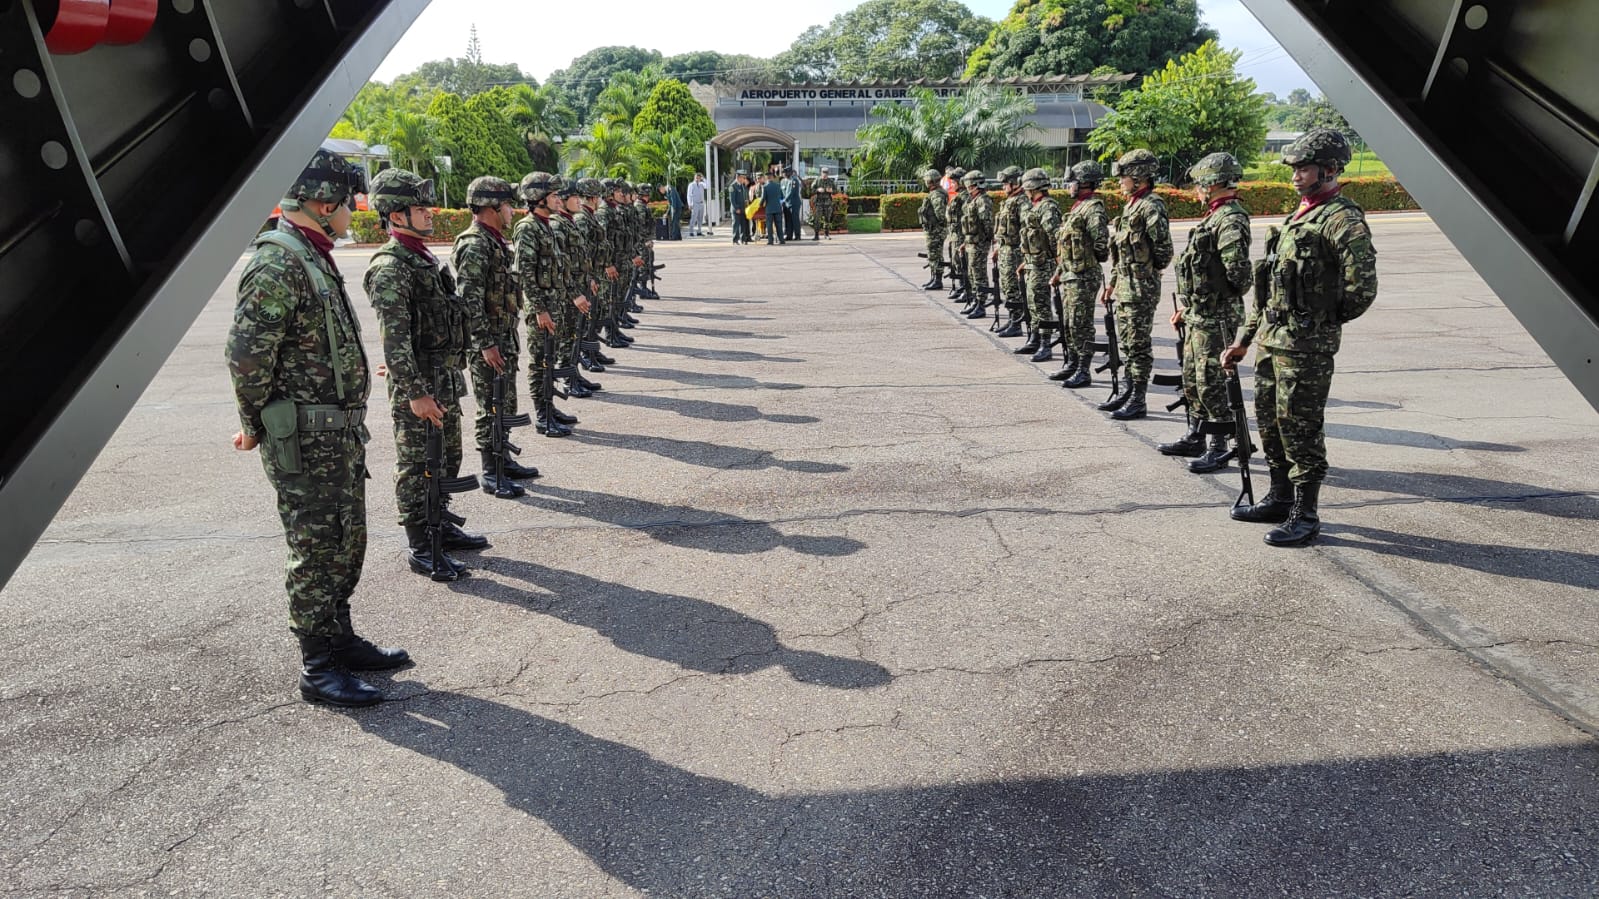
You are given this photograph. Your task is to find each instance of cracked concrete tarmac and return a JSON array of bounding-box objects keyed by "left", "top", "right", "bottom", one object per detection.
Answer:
[{"left": 2, "top": 216, "right": 1598, "bottom": 896}]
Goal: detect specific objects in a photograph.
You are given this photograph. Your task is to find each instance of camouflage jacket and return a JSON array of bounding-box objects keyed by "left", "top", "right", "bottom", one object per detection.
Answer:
[
  {"left": 1242, "top": 192, "right": 1378, "bottom": 355},
  {"left": 550, "top": 212, "right": 586, "bottom": 299},
  {"left": 365, "top": 237, "right": 470, "bottom": 401},
  {"left": 946, "top": 191, "right": 966, "bottom": 240},
  {"left": 451, "top": 221, "right": 518, "bottom": 345},
  {"left": 918, "top": 188, "right": 946, "bottom": 233},
  {"left": 596, "top": 201, "right": 625, "bottom": 269},
  {"left": 1176, "top": 199, "right": 1251, "bottom": 324},
  {"left": 996, "top": 192, "right": 1026, "bottom": 249},
  {"left": 1110, "top": 190, "right": 1174, "bottom": 277},
  {"left": 511, "top": 213, "right": 557, "bottom": 321},
  {"left": 1021, "top": 194, "right": 1064, "bottom": 262},
  {"left": 962, "top": 192, "right": 996, "bottom": 245},
  {"left": 631, "top": 199, "right": 652, "bottom": 254},
  {"left": 812, "top": 177, "right": 837, "bottom": 203},
  {"left": 1057, "top": 195, "right": 1110, "bottom": 279},
  {"left": 228, "top": 221, "right": 369, "bottom": 437},
  {"left": 577, "top": 208, "right": 609, "bottom": 287}
]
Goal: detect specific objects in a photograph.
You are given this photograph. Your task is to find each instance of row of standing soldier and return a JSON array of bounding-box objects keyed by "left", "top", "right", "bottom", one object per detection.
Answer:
[
  {"left": 227, "top": 152, "right": 662, "bottom": 708},
  {"left": 916, "top": 128, "right": 1379, "bottom": 551}
]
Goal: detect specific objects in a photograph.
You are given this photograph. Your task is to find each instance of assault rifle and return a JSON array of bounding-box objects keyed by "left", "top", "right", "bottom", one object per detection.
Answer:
[
  {"left": 423, "top": 367, "right": 480, "bottom": 582},
  {"left": 1089, "top": 306, "right": 1122, "bottom": 402},
  {"left": 1209, "top": 368, "right": 1254, "bottom": 511},
  {"left": 484, "top": 372, "right": 533, "bottom": 499},
  {"left": 984, "top": 255, "right": 1003, "bottom": 330},
  {"left": 646, "top": 261, "right": 664, "bottom": 298},
  {"left": 1048, "top": 281, "right": 1067, "bottom": 348},
  {"left": 1151, "top": 294, "right": 1190, "bottom": 415},
  {"left": 540, "top": 331, "right": 576, "bottom": 404}
]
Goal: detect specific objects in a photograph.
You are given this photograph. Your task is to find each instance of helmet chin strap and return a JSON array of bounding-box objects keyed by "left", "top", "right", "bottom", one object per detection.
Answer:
[
  {"left": 398, "top": 208, "right": 434, "bottom": 236},
  {"left": 281, "top": 197, "right": 341, "bottom": 238}
]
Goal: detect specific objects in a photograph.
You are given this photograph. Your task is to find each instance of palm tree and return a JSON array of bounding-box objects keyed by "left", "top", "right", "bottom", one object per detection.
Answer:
[
  {"left": 379, "top": 111, "right": 441, "bottom": 178},
  {"left": 591, "top": 66, "right": 661, "bottom": 129},
  {"left": 565, "top": 121, "right": 635, "bottom": 179},
  {"left": 502, "top": 83, "right": 577, "bottom": 171},
  {"left": 855, "top": 86, "right": 1044, "bottom": 180},
  {"left": 632, "top": 128, "right": 696, "bottom": 187}
]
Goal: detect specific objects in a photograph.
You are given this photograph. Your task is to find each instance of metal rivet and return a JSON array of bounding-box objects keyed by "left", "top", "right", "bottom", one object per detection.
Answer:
[
  {"left": 1463, "top": 5, "right": 1489, "bottom": 30},
  {"left": 207, "top": 88, "right": 228, "bottom": 110},
  {"left": 189, "top": 38, "right": 211, "bottom": 63},
  {"left": 13, "top": 69, "right": 42, "bottom": 99},
  {"left": 1450, "top": 57, "right": 1470, "bottom": 77},
  {"left": 41, "top": 140, "right": 69, "bottom": 170},
  {"left": 171, "top": 0, "right": 195, "bottom": 13},
  {"left": 74, "top": 219, "right": 101, "bottom": 246}
]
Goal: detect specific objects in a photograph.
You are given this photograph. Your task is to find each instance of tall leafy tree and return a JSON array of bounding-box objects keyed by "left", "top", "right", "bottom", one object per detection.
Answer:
[
  {"left": 634, "top": 79, "right": 716, "bottom": 146},
  {"left": 1085, "top": 41, "right": 1270, "bottom": 181},
  {"left": 592, "top": 67, "right": 662, "bottom": 130},
  {"left": 379, "top": 111, "right": 442, "bottom": 178},
  {"left": 399, "top": 57, "right": 529, "bottom": 98},
  {"left": 965, "top": 0, "right": 1215, "bottom": 79},
  {"left": 854, "top": 86, "right": 1043, "bottom": 179},
  {"left": 1290, "top": 96, "right": 1363, "bottom": 148},
  {"left": 547, "top": 46, "right": 664, "bottom": 125},
  {"left": 633, "top": 128, "right": 699, "bottom": 187},
  {"left": 565, "top": 121, "right": 636, "bottom": 179},
  {"left": 660, "top": 51, "right": 777, "bottom": 85},
  {"left": 426, "top": 92, "right": 530, "bottom": 205},
  {"left": 503, "top": 83, "right": 578, "bottom": 172},
  {"left": 777, "top": 0, "right": 994, "bottom": 82}
]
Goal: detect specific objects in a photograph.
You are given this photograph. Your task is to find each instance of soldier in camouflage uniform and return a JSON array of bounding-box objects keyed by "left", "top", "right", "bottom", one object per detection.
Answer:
[
  {"left": 1018, "top": 168, "right": 1064, "bottom": 363},
  {"left": 574, "top": 177, "right": 613, "bottom": 382},
  {"left": 992, "top": 166, "right": 1027, "bottom": 338},
  {"left": 365, "top": 168, "right": 491, "bottom": 579},
  {"left": 1223, "top": 128, "right": 1378, "bottom": 546},
  {"left": 228, "top": 149, "right": 405, "bottom": 708},
  {"left": 961, "top": 170, "right": 996, "bottom": 320},
  {"left": 554, "top": 177, "right": 598, "bottom": 398},
  {"left": 945, "top": 167, "right": 968, "bottom": 302},
  {"left": 513, "top": 172, "right": 575, "bottom": 438},
  {"left": 811, "top": 167, "right": 838, "bottom": 241},
  {"left": 918, "top": 169, "right": 947, "bottom": 290},
  {"left": 1049, "top": 161, "right": 1111, "bottom": 388},
  {"left": 1159, "top": 152, "right": 1252, "bottom": 472},
  {"left": 631, "top": 182, "right": 657, "bottom": 304},
  {"left": 454, "top": 176, "right": 540, "bottom": 499},
  {"left": 1100, "top": 148, "right": 1174, "bottom": 420}
]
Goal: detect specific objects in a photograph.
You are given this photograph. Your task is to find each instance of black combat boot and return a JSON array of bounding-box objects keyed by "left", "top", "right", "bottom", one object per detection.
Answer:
[
  {"left": 1063, "top": 353, "right": 1092, "bottom": 389},
  {"left": 996, "top": 311, "right": 1023, "bottom": 338},
  {"left": 1264, "top": 482, "right": 1322, "bottom": 547},
  {"left": 588, "top": 344, "right": 616, "bottom": 365},
  {"left": 1030, "top": 327, "right": 1054, "bottom": 363},
  {"left": 500, "top": 451, "right": 539, "bottom": 480},
  {"left": 549, "top": 403, "right": 577, "bottom": 426},
  {"left": 480, "top": 449, "right": 527, "bottom": 498},
  {"left": 965, "top": 301, "right": 988, "bottom": 320},
  {"left": 1232, "top": 467, "right": 1293, "bottom": 523},
  {"left": 616, "top": 316, "right": 636, "bottom": 329},
  {"left": 925, "top": 273, "right": 944, "bottom": 291},
  {"left": 1096, "top": 379, "right": 1130, "bottom": 411},
  {"left": 331, "top": 608, "right": 410, "bottom": 670},
  {"left": 1158, "top": 423, "right": 1205, "bottom": 457},
  {"left": 296, "top": 633, "right": 383, "bottom": 707},
  {"left": 574, "top": 370, "right": 602, "bottom": 392},
  {"left": 439, "top": 511, "right": 489, "bottom": 550},
  {"left": 1188, "top": 434, "right": 1235, "bottom": 473},
  {"left": 1110, "top": 381, "right": 1147, "bottom": 420},
  {"left": 1014, "top": 328, "right": 1041, "bottom": 355},
  {"left": 1047, "top": 349, "right": 1078, "bottom": 381},
  {"left": 565, "top": 377, "right": 593, "bottom": 399},
  {"left": 404, "top": 524, "right": 464, "bottom": 580},
  {"left": 580, "top": 351, "right": 607, "bottom": 373},
  {"left": 602, "top": 323, "right": 628, "bottom": 349}
]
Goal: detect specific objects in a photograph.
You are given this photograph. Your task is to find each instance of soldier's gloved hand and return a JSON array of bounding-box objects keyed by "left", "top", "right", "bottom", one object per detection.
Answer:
[
  {"left": 482, "top": 346, "right": 505, "bottom": 374},
  {"left": 573, "top": 295, "right": 592, "bottom": 315},
  {"left": 535, "top": 311, "right": 556, "bottom": 334},
  {"left": 1220, "top": 343, "right": 1248, "bottom": 372},
  {"left": 409, "top": 395, "right": 445, "bottom": 427},
  {"left": 233, "top": 431, "right": 258, "bottom": 452}
]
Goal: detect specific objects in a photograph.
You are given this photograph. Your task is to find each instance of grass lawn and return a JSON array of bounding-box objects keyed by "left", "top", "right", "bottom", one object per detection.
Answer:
[{"left": 847, "top": 215, "right": 882, "bottom": 234}]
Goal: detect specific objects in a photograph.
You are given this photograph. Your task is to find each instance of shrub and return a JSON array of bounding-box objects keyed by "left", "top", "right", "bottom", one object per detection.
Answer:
[{"left": 847, "top": 195, "right": 881, "bottom": 214}]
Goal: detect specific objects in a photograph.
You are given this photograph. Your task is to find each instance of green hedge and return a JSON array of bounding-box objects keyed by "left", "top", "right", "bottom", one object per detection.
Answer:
[
  {"left": 847, "top": 195, "right": 881, "bottom": 214},
  {"left": 880, "top": 178, "right": 1419, "bottom": 231},
  {"left": 351, "top": 209, "right": 476, "bottom": 245}
]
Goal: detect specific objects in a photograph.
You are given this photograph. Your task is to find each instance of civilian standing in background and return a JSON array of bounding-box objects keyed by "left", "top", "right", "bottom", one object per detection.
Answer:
[{"left": 687, "top": 173, "right": 709, "bottom": 237}]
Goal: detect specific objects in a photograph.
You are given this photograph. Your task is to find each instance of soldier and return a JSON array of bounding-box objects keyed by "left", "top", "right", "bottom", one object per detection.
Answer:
[
  {"left": 1160, "top": 152, "right": 1252, "bottom": 472},
  {"left": 228, "top": 149, "right": 404, "bottom": 708},
  {"left": 1099, "top": 148, "right": 1174, "bottom": 420},
  {"left": 454, "top": 176, "right": 540, "bottom": 499},
  {"left": 512, "top": 172, "right": 578, "bottom": 438},
  {"left": 364, "top": 167, "right": 491, "bottom": 580},
  {"left": 596, "top": 179, "right": 632, "bottom": 348},
  {"left": 945, "top": 167, "right": 968, "bottom": 302},
  {"left": 1049, "top": 160, "right": 1111, "bottom": 388},
  {"left": 1018, "top": 167, "right": 1064, "bottom": 363},
  {"left": 1222, "top": 128, "right": 1378, "bottom": 546},
  {"left": 811, "top": 166, "right": 838, "bottom": 241},
  {"left": 918, "top": 168, "right": 947, "bottom": 290},
  {"left": 961, "top": 170, "right": 996, "bottom": 320},
  {"left": 549, "top": 177, "right": 596, "bottom": 399},
  {"left": 992, "top": 166, "right": 1027, "bottom": 337},
  {"left": 575, "top": 177, "right": 613, "bottom": 381},
  {"left": 630, "top": 182, "right": 657, "bottom": 304}
]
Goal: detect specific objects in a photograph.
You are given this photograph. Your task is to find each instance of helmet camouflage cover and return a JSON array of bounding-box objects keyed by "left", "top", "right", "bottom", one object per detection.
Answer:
[
  {"left": 1281, "top": 127, "right": 1353, "bottom": 168},
  {"left": 286, "top": 148, "right": 365, "bottom": 205},
  {"left": 1112, "top": 148, "right": 1159, "bottom": 180},
  {"left": 578, "top": 177, "right": 605, "bottom": 198},
  {"left": 1188, "top": 152, "right": 1243, "bottom": 187},
  {"left": 924, "top": 168, "right": 942, "bottom": 183},
  {"left": 1020, "top": 167, "right": 1050, "bottom": 191},
  {"left": 1069, "top": 160, "right": 1105, "bottom": 185},
  {"left": 999, "top": 165, "right": 1023, "bottom": 183},
  {"left": 961, "top": 169, "right": 985, "bottom": 186},
  {"left": 465, "top": 175, "right": 515, "bottom": 209},
  {"left": 369, "top": 167, "right": 434, "bottom": 215},
  {"left": 519, "top": 171, "right": 556, "bottom": 205}
]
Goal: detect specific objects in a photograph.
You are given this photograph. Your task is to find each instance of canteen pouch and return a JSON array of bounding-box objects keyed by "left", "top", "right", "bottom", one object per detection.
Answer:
[{"left": 260, "top": 399, "right": 303, "bottom": 474}]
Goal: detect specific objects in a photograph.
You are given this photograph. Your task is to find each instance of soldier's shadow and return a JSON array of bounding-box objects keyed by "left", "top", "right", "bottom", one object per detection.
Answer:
[
  {"left": 586, "top": 392, "right": 819, "bottom": 425},
  {"left": 619, "top": 344, "right": 806, "bottom": 364},
  {"left": 570, "top": 429, "right": 845, "bottom": 473},
  {"left": 451, "top": 557, "right": 890, "bottom": 689},
  {"left": 603, "top": 365, "right": 806, "bottom": 391},
  {"left": 643, "top": 323, "right": 786, "bottom": 341}
]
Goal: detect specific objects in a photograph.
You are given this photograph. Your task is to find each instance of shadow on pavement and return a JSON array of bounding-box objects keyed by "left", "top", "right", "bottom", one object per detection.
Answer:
[
  {"left": 646, "top": 309, "right": 774, "bottom": 323},
  {"left": 571, "top": 430, "right": 845, "bottom": 473},
  {"left": 452, "top": 558, "right": 889, "bottom": 688},
  {"left": 1320, "top": 524, "right": 1599, "bottom": 590},
  {"left": 644, "top": 323, "right": 786, "bottom": 341},
  {"left": 518, "top": 483, "right": 864, "bottom": 557},
  {"left": 1329, "top": 468, "right": 1599, "bottom": 520},
  {"left": 1326, "top": 423, "right": 1523, "bottom": 452},
  {"left": 586, "top": 392, "right": 819, "bottom": 425},
  {"left": 606, "top": 365, "right": 807, "bottom": 391},
  {"left": 620, "top": 344, "right": 806, "bottom": 364},
  {"left": 357, "top": 691, "right": 1599, "bottom": 897}
]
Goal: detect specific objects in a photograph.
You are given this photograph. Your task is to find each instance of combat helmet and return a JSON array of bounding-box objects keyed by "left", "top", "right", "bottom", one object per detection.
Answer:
[
  {"left": 961, "top": 169, "right": 985, "bottom": 187},
  {"left": 1280, "top": 128, "right": 1352, "bottom": 169},
  {"left": 1069, "top": 160, "right": 1105, "bottom": 187},
  {"left": 578, "top": 177, "right": 605, "bottom": 198},
  {"left": 1020, "top": 167, "right": 1051, "bottom": 191},
  {"left": 1188, "top": 152, "right": 1243, "bottom": 188},
  {"left": 370, "top": 168, "right": 434, "bottom": 215},
  {"left": 519, "top": 171, "right": 556, "bottom": 205},
  {"left": 1112, "top": 148, "right": 1159, "bottom": 181},
  {"left": 924, "top": 168, "right": 942, "bottom": 185},
  {"left": 285, "top": 148, "right": 365, "bottom": 206},
  {"left": 999, "top": 165, "right": 1023, "bottom": 184},
  {"left": 465, "top": 175, "right": 515, "bottom": 210}
]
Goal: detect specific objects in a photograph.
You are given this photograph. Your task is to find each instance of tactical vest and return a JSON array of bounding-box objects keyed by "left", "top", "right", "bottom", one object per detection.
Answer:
[
  {"left": 1059, "top": 198, "right": 1104, "bottom": 274},
  {"left": 947, "top": 193, "right": 965, "bottom": 238},
  {"left": 452, "top": 226, "right": 518, "bottom": 335},
  {"left": 1021, "top": 197, "right": 1060, "bottom": 258},
  {"left": 996, "top": 194, "right": 1024, "bottom": 248},
  {"left": 373, "top": 240, "right": 469, "bottom": 367},
  {"left": 1177, "top": 201, "right": 1247, "bottom": 317},
  {"left": 1113, "top": 194, "right": 1163, "bottom": 273},
  {"left": 251, "top": 228, "right": 364, "bottom": 403},
  {"left": 1268, "top": 195, "right": 1359, "bottom": 329}
]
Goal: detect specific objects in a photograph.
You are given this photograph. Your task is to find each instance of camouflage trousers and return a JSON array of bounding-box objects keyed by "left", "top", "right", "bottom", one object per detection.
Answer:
[
  {"left": 387, "top": 366, "right": 465, "bottom": 528},
  {"left": 558, "top": 288, "right": 585, "bottom": 369},
  {"left": 262, "top": 427, "right": 368, "bottom": 636},
  {"left": 470, "top": 333, "right": 520, "bottom": 451},
  {"left": 1062, "top": 270, "right": 1101, "bottom": 355},
  {"left": 813, "top": 199, "right": 834, "bottom": 234},
  {"left": 965, "top": 239, "right": 992, "bottom": 300},
  {"left": 1183, "top": 315, "right": 1240, "bottom": 424},
  {"left": 997, "top": 246, "right": 1024, "bottom": 315},
  {"left": 527, "top": 311, "right": 564, "bottom": 402},
  {"left": 924, "top": 226, "right": 946, "bottom": 275},
  {"left": 1113, "top": 269, "right": 1161, "bottom": 385},
  {"left": 1024, "top": 257, "right": 1058, "bottom": 328},
  {"left": 1254, "top": 346, "right": 1334, "bottom": 484}
]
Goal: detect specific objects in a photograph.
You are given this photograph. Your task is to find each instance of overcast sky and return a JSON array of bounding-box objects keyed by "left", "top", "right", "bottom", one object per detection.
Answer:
[{"left": 371, "top": 0, "right": 1316, "bottom": 98}]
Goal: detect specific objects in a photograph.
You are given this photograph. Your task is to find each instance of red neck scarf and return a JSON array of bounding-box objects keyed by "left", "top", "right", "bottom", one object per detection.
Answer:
[
  {"left": 289, "top": 221, "right": 335, "bottom": 267},
  {"left": 1072, "top": 189, "right": 1096, "bottom": 210},
  {"left": 1129, "top": 185, "right": 1152, "bottom": 203},
  {"left": 391, "top": 230, "right": 435, "bottom": 263},
  {"left": 1207, "top": 195, "right": 1235, "bottom": 214},
  {"left": 477, "top": 219, "right": 506, "bottom": 247},
  {"left": 1295, "top": 184, "right": 1342, "bottom": 220}
]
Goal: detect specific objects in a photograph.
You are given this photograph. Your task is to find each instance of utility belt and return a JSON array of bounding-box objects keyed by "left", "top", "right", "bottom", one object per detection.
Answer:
[
  {"left": 298, "top": 404, "right": 367, "bottom": 432},
  {"left": 260, "top": 399, "right": 366, "bottom": 473}
]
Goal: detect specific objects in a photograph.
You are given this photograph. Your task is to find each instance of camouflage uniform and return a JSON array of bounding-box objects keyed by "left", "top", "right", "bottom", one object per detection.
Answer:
[
  {"left": 594, "top": 183, "right": 624, "bottom": 333},
  {"left": 811, "top": 174, "right": 837, "bottom": 238},
  {"left": 1109, "top": 149, "right": 1174, "bottom": 398},
  {"left": 575, "top": 179, "right": 609, "bottom": 352},
  {"left": 961, "top": 172, "right": 996, "bottom": 305},
  {"left": 548, "top": 191, "right": 586, "bottom": 369},
  {"left": 1020, "top": 188, "right": 1064, "bottom": 339},
  {"left": 1177, "top": 184, "right": 1251, "bottom": 426},
  {"left": 995, "top": 172, "right": 1028, "bottom": 324},
  {"left": 917, "top": 171, "right": 947, "bottom": 282},
  {"left": 1058, "top": 193, "right": 1110, "bottom": 356},
  {"left": 454, "top": 217, "right": 520, "bottom": 453},
  {"left": 946, "top": 170, "right": 967, "bottom": 291},
  {"left": 511, "top": 178, "right": 561, "bottom": 407}
]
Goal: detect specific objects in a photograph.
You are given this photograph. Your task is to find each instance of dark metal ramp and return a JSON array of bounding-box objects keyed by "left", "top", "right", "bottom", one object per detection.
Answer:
[
  {"left": 1240, "top": 0, "right": 1599, "bottom": 408},
  {"left": 0, "top": 0, "right": 428, "bottom": 588}
]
